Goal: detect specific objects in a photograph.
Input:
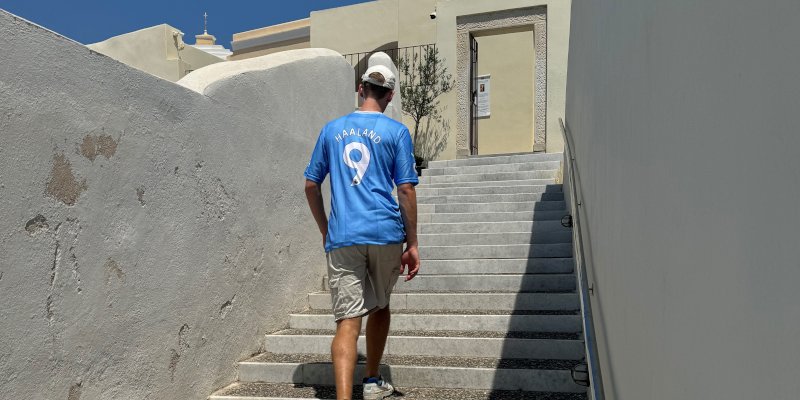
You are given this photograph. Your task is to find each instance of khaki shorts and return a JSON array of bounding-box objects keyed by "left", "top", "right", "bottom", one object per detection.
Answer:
[{"left": 326, "top": 244, "right": 403, "bottom": 322}]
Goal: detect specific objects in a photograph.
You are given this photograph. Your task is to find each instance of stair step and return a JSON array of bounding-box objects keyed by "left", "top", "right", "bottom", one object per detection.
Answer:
[
  {"left": 234, "top": 353, "right": 586, "bottom": 393},
  {"left": 418, "top": 258, "right": 574, "bottom": 274},
  {"left": 276, "top": 328, "right": 579, "bottom": 339},
  {"left": 419, "top": 220, "right": 571, "bottom": 233},
  {"left": 264, "top": 331, "right": 585, "bottom": 359},
  {"left": 416, "top": 184, "right": 559, "bottom": 197},
  {"left": 288, "top": 313, "right": 580, "bottom": 333},
  {"left": 308, "top": 291, "right": 579, "bottom": 311},
  {"left": 419, "top": 170, "right": 558, "bottom": 185},
  {"left": 420, "top": 214, "right": 571, "bottom": 226},
  {"left": 419, "top": 231, "right": 572, "bottom": 246},
  {"left": 211, "top": 382, "right": 587, "bottom": 399},
  {"left": 417, "top": 192, "right": 550, "bottom": 204},
  {"left": 420, "top": 178, "right": 557, "bottom": 189},
  {"left": 400, "top": 273, "right": 576, "bottom": 292},
  {"left": 321, "top": 273, "right": 576, "bottom": 293},
  {"left": 424, "top": 160, "right": 562, "bottom": 177},
  {"left": 417, "top": 196, "right": 566, "bottom": 208},
  {"left": 418, "top": 201, "right": 562, "bottom": 214},
  {"left": 427, "top": 152, "right": 563, "bottom": 169},
  {"left": 420, "top": 244, "right": 573, "bottom": 260}
]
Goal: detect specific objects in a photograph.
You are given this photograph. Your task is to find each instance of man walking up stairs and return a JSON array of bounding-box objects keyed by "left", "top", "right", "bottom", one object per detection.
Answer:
[{"left": 210, "top": 152, "right": 589, "bottom": 399}]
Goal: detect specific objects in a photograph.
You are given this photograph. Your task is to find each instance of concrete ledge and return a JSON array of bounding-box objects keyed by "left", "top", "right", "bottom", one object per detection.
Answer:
[{"left": 232, "top": 26, "right": 311, "bottom": 52}]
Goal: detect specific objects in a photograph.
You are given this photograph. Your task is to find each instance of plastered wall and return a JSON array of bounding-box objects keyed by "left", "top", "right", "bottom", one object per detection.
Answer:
[
  {"left": 565, "top": 0, "right": 800, "bottom": 398},
  {"left": 0, "top": 10, "right": 351, "bottom": 400},
  {"left": 398, "top": 0, "right": 437, "bottom": 47},
  {"left": 310, "top": 0, "right": 399, "bottom": 55}
]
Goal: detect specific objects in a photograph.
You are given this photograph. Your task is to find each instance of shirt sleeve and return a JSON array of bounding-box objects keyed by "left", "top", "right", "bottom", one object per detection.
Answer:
[
  {"left": 393, "top": 128, "right": 420, "bottom": 186},
  {"left": 304, "top": 130, "right": 329, "bottom": 183}
]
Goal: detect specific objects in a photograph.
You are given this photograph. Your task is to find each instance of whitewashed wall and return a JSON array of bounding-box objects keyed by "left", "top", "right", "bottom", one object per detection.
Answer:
[
  {"left": 0, "top": 10, "right": 351, "bottom": 400},
  {"left": 565, "top": 1, "right": 800, "bottom": 399}
]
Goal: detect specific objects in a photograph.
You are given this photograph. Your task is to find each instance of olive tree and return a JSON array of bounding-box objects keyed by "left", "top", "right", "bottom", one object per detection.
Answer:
[{"left": 397, "top": 46, "right": 454, "bottom": 162}]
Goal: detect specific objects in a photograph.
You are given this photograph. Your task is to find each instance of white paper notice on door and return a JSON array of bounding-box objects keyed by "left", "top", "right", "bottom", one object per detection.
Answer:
[{"left": 477, "top": 75, "right": 491, "bottom": 118}]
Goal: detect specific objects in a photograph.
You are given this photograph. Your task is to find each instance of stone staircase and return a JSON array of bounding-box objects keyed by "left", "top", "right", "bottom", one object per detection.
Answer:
[{"left": 210, "top": 152, "right": 588, "bottom": 399}]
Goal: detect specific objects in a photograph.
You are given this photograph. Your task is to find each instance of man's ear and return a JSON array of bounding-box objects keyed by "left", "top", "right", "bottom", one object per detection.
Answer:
[
  {"left": 386, "top": 90, "right": 395, "bottom": 103},
  {"left": 358, "top": 84, "right": 365, "bottom": 99}
]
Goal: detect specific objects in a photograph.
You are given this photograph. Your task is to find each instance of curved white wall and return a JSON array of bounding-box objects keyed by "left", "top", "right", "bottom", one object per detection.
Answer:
[
  {"left": 0, "top": 11, "right": 352, "bottom": 400},
  {"left": 565, "top": 1, "right": 800, "bottom": 399}
]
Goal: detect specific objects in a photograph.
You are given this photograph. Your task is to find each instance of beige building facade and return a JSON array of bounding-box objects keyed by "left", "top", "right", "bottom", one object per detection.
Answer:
[
  {"left": 88, "top": 24, "right": 225, "bottom": 82},
  {"left": 232, "top": 0, "right": 571, "bottom": 159},
  {"left": 230, "top": 19, "right": 311, "bottom": 61}
]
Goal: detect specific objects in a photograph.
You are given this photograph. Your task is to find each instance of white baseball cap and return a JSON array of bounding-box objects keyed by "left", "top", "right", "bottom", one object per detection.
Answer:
[{"left": 361, "top": 65, "right": 396, "bottom": 90}]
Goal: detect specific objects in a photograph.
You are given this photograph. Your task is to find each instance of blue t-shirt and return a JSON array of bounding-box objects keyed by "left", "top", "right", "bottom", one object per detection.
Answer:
[{"left": 304, "top": 111, "right": 419, "bottom": 252}]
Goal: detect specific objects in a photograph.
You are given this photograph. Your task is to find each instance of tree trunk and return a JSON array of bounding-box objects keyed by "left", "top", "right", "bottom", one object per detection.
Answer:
[{"left": 413, "top": 118, "right": 422, "bottom": 155}]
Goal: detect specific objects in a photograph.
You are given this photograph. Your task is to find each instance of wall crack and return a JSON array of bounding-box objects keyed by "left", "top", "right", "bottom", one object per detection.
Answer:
[
  {"left": 219, "top": 295, "right": 236, "bottom": 320},
  {"left": 136, "top": 185, "right": 146, "bottom": 206},
  {"left": 67, "top": 381, "right": 82, "bottom": 400},
  {"left": 168, "top": 349, "right": 180, "bottom": 382},
  {"left": 178, "top": 324, "right": 191, "bottom": 350}
]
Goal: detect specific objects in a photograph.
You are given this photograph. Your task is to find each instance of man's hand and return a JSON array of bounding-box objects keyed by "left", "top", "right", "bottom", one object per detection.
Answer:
[
  {"left": 400, "top": 245, "right": 420, "bottom": 281},
  {"left": 396, "top": 183, "right": 418, "bottom": 281}
]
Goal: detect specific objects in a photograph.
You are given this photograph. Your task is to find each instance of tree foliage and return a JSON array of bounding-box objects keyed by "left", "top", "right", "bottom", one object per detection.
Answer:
[{"left": 397, "top": 46, "right": 454, "bottom": 161}]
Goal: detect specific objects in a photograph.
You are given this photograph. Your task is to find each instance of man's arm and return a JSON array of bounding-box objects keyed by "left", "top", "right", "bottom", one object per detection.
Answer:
[
  {"left": 397, "top": 183, "right": 420, "bottom": 281},
  {"left": 305, "top": 180, "right": 328, "bottom": 245}
]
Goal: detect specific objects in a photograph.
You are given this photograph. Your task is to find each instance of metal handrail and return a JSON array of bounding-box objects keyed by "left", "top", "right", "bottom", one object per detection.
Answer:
[{"left": 559, "top": 117, "right": 606, "bottom": 400}]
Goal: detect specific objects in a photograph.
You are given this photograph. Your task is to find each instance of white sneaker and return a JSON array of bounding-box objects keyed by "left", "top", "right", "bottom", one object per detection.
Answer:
[{"left": 362, "top": 375, "right": 394, "bottom": 399}]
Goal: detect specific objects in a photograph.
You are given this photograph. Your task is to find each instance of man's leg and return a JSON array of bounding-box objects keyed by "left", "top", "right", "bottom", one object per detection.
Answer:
[
  {"left": 360, "top": 245, "right": 401, "bottom": 399},
  {"left": 365, "top": 306, "right": 391, "bottom": 378},
  {"left": 332, "top": 316, "right": 363, "bottom": 400}
]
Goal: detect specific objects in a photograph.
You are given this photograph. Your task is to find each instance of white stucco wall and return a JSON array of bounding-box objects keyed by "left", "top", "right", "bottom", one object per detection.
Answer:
[
  {"left": 0, "top": 10, "right": 351, "bottom": 400},
  {"left": 565, "top": 1, "right": 800, "bottom": 399},
  {"left": 87, "top": 24, "right": 223, "bottom": 82}
]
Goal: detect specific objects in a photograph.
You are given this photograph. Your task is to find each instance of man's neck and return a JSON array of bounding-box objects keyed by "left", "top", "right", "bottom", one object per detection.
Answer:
[{"left": 359, "top": 98, "right": 384, "bottom": 113}]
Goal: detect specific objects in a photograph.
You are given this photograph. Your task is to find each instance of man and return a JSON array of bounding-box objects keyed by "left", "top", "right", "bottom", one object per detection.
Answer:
[{"left": 304, "top": 64, "right": 420, "bottom": 400}]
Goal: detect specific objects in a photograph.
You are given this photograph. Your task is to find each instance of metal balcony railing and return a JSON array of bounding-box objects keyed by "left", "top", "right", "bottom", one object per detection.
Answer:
[{"left": 342, "top": 44, "right": 437, "bottom": 90}]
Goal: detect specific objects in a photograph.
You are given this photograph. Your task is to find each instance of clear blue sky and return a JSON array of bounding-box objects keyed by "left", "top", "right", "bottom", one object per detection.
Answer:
[{"left": 0, "top": 0, "right": 372, "bottom": 46}]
